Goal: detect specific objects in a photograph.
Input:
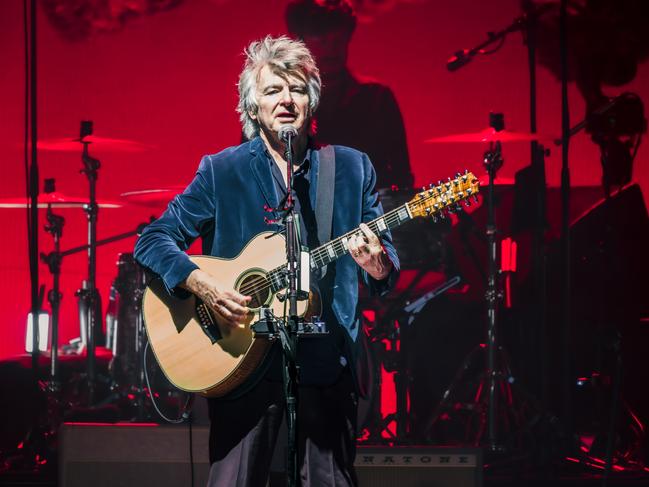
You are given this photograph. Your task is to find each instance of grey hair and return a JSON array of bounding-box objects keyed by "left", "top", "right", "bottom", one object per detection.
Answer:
[{"left": 237, "top": 35, "right": 321, "bottom": 140}]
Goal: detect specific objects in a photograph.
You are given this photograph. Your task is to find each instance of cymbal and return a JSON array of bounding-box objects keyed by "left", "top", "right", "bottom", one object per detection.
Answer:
[
  {"left": 0, "top": 192, "right": 122, "bottom": 208},
  {"left": 120, "top": 186, "right": 184, "bottom": 207},
  {"left": 37, "top": 135, "right": 153, "bottom": 152},
  {"left": 424, "top": 127, "right": 554, "bottom": 144}
]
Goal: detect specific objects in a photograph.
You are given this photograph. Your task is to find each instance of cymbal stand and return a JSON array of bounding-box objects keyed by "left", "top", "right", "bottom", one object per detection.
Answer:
[
  {"left": 78, "top": 120, "right": 102, "bottom": 406},
  {"left": 40, "top": 183, "right": 65, "bottom": 393},
  {"left": 483, "top": 113, "right": 506, "bottom": 451},
  {"left": 36, "top": 180, "right": 66, "bottom": 457},
  {"left": 420, "top": 117, "right": 523, "bottom": 450}
]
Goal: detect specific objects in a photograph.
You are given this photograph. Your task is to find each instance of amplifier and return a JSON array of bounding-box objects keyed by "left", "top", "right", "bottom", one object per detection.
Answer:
[
  {"left": 355, "top": 446, "right": 482, "bottom": 487},
  {"left": 59, "top": 422, "right": 210, "bottom": 487}
]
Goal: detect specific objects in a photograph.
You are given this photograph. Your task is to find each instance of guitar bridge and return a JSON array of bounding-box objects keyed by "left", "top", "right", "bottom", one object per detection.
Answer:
[{"left": 195, "top": 299, "right": 222, "bottom": 344}]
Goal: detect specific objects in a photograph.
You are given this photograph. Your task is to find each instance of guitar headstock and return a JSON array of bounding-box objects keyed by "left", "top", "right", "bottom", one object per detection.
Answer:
[{"left": 407, "top": 171, "right": 480, "bottom": 219}]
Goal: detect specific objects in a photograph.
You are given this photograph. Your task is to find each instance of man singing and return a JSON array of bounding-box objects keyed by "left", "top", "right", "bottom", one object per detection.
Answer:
[{"left": 134, "top": 35, "right": 399, "bottom": 486}]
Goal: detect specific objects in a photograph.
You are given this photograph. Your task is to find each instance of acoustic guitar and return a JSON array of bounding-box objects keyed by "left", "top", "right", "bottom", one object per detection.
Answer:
[{"left": 142, "top": 171, "right": 479, "bottom": 397}]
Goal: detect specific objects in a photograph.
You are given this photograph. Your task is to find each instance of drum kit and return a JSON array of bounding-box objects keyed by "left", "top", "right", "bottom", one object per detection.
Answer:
[{"left": 0, "top": 127, "right": 183, "bottom": 422}]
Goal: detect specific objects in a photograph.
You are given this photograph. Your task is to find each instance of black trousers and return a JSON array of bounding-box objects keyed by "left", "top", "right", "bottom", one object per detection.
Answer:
[{"left": 206, "top": 368, "right": 359, "bottom": 487}]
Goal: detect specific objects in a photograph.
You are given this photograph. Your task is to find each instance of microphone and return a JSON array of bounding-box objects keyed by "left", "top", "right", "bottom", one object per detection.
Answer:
[
  {"left": 447, "top": 49, "right": 471, "bottom": 72},
  {"left": 446, "top": 3, "right": 554, "bottom": 72},
  {"left": 278, "top": 124, "right": 297, "bottom": 143}
]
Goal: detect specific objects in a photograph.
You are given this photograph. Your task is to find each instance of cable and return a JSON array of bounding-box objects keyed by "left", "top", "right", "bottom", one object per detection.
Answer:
[
  {"left": 143, "top": 342, "right": 195, "bottom": 486},
  {"left": 189, "top": 415, "right": 194, "bottom": 487},
  {"left": 143, "top": 341, "right": 193, "bottom": 424}
]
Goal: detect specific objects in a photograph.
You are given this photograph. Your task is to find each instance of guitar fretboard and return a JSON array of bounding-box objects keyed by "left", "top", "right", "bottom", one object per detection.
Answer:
[
  {"left": 309, "top": 203, "right": 412, "bottom": 271},
  {"left": 262, "top": 175, "right": 476, "bottom": 290}
]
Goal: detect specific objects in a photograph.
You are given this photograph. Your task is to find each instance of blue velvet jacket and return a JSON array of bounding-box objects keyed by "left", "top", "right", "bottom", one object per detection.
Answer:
[{"left": 133, "top": 136, "right": 399, "bottom": 344}]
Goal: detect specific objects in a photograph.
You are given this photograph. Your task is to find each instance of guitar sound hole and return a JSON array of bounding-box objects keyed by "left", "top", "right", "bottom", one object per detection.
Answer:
[{"left": 237, "top": 272, "right": 271, "bottom": 308}]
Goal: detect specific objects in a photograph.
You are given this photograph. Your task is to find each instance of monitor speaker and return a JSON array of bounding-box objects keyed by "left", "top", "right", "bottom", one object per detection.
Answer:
[
  {"left": 355, "top": 446, "right": 482, "bottom": 487},
  {"left": 59, "top": 422, "right": 210, "bottom": 487}
]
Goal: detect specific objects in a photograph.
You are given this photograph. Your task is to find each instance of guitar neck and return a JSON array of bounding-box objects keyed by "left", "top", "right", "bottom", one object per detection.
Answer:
[
  {"left": 266, "top": 204, "right": 411, "bottom": 289},
  {"left": 308, "top": 203, "right": 412, "bottom": 272},
  {"left": 265, "top": 172, "right": 478, "bottom": 287}
]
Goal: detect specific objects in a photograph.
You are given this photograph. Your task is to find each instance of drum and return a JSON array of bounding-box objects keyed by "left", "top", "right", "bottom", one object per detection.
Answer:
[
  {"left": 377, "top": 187, "right": 451, "bottom": 270},
  {"left": 105, "top": 253, "right": 147, "bottom": 387}
]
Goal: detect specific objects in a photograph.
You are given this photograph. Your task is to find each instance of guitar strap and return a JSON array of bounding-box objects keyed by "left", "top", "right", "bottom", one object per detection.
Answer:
[{"left": 315, "top": 145, "right": 335, "bottom": 277}]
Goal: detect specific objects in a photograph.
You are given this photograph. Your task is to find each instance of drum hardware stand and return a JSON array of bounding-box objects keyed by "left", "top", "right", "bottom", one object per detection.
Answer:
[
  {"left": 483, "top": 113, "right": 506, "bottom": 452},
  {"left": 58, "top": 221, "right": 153, "bottom": 416},
  {"left": 73, "top": 120, "right": 103, "bottom": 406},
  {"left": 37, "top": 179, "right": 66, "bottom": 454},
  {"left": 26, "top": 180, "right": 70, "bottom": 470},
  {"left": 422, "top": 114, "right": 526, "bottom": 451},
  {"left": 39, "top": 179, "right": 64, "bottom": 395}
]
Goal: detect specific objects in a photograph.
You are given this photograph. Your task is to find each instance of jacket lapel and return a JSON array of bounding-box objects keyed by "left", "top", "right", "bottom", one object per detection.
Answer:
[{"left": 249, "top": 137, "right": 279, "bottom": 211}]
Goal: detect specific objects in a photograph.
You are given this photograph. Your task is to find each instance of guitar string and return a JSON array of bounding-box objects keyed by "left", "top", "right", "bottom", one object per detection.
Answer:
[
  {"left": 237, "top": 181, "right": 473, "bottom": 297},
  {"left": 236, "top": 205, "right": 408, "bottom": 297},
  {"left": 237, "top": 179, "right": 474, "bottom": 297},
  {"left": 236, "top": 198, "right": 412, "bottom": 295},
  {"left": 236, "top": 208, "right": 405, "bottom": 297},
  {"left": 236, "top": 181, "right": 473, "bottom": 297}
]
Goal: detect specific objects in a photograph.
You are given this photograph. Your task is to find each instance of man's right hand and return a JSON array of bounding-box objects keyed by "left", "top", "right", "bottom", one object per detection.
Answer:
[{"left": 183, "top": 269, "right": 252, "bottom": 330}]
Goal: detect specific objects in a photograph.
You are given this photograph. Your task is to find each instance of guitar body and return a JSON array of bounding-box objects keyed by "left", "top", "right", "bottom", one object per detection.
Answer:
[{"left": 143, "top": 232, "right": 307, "bottom": 397}]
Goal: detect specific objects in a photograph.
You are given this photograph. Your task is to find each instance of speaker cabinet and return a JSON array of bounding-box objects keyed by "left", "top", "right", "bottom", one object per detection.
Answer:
[
  {"left": 355, "top": 446, "right": 482, "bottom": 487},
  {"left": 59, "top": 422, "right": 210, "bottom": 487}
]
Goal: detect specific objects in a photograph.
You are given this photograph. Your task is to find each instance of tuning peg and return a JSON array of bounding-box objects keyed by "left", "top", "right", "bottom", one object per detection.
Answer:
[
  {"left": 455, "top": 203, "right": 463, "bottom": 212},
  {"left": 473, "top": 194, "right": 479, "bottom": 203},
  {"left": 464, "top": 199, "right": 472, "bottom": 207}
]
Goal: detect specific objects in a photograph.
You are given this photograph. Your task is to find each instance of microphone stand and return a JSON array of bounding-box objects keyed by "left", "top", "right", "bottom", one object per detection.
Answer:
[
  {"left": 281, "top": 129, "right": 301, "bottom": 487},
  {"left": 253, "top": 128, "right": 328, "bottom": 485},
  {"left": 446, "top": 4, "right": 550, "bottom": 71}
]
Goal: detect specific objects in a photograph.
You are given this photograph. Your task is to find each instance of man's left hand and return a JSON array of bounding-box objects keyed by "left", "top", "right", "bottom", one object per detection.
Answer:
[{"left": 348, "top": 223, "right": 393, "bottom": 281}]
